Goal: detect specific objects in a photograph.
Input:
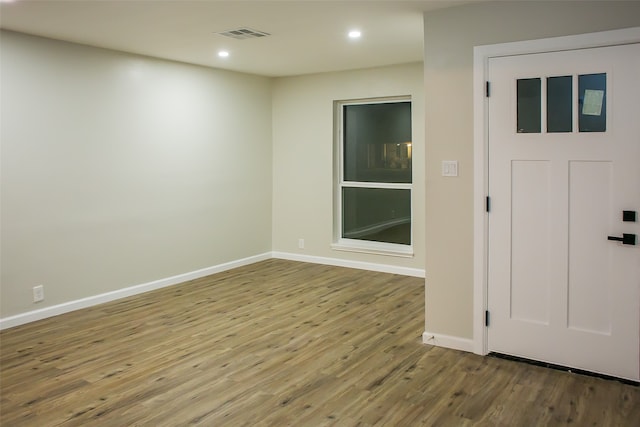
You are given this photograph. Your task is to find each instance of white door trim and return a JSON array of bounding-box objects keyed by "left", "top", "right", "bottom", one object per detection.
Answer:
[{"left": 472, "top": 26, "right": 640, "bottom": 356}]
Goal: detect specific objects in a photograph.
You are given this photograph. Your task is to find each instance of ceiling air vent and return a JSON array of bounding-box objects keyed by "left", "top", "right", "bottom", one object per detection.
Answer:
[{"left": 217, "top": 28, "right": 271, "bottom": 40}]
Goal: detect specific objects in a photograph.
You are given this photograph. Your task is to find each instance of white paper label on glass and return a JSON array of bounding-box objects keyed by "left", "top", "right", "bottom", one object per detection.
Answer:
[{"left": 582, "top": 89, "right": 604, "bottom": 116}]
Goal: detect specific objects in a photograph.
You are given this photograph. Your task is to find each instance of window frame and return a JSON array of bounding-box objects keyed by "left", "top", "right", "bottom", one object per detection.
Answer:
[{"left": 331, "top": 96, "right": 414, "bottom": 257}]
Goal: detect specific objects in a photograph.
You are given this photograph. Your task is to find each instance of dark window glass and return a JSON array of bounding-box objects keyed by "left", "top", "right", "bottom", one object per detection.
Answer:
[
  {"left": 578, "top": 73, "right": 606, "bottom": 132},
  {"left": 343, "top": 102, "right": 412, "bottom": 183},
  {"left": 342, "top": 187, "right": 411, "bottom": 245},
  {"left": 547, "top": 76, "right": 573, "bottom": 133},
  {"left": 517, "top": 78, "right": 541, "bottom": 133}
]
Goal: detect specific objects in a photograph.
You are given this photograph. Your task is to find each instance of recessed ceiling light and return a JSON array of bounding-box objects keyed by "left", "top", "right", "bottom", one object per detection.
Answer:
[
  {"left": 348, "top": 30, "right": 361, "bottom": 39},
  {"left": 218, "top": 50, "right": 230, "bottom": 58}
]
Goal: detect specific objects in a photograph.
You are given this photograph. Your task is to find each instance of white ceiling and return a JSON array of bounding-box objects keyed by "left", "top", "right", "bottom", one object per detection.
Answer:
[{"left": 0, "top": 0, "right": 475, "bottom": 77}]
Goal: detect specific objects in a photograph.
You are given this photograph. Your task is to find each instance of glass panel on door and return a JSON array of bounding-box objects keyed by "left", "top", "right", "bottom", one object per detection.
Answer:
[
  {"left": 578, "top": 73, "right": 606, "bottom": 132},
  {"left": 517, "top": 78, "right": 541, "bottom": 133},
  {"left": 547, "top": 76, "right": 573, "bottom": 133}
]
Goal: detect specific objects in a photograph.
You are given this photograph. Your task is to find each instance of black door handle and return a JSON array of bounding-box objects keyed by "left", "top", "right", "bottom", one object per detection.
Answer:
[{"left": 607, "top": 233, "right": 637, "bottom": 245}]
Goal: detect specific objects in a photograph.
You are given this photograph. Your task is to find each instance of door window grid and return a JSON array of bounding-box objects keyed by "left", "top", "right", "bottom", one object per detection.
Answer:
[{"left": 516, "top": 73, "right": 606, "bottom": 134}]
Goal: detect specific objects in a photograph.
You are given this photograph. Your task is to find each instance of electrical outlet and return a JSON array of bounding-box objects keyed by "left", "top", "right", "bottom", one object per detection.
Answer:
[
  {"left": 298, "top": 238, "right": 305, "bottom": 249},
  {"left": 33, "top": 285, "right": 44, "bottom": 303}
]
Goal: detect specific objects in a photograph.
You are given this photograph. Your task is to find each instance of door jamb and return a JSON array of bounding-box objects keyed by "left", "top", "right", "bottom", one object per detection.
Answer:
[{"left": 472, "top": 27, "right": 640, "bottom": 356}]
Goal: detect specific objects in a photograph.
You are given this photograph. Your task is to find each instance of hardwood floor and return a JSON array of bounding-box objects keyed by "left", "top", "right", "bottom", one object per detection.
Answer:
[{"left": 1, "top": 259, "right": 638, "bottom": 426}]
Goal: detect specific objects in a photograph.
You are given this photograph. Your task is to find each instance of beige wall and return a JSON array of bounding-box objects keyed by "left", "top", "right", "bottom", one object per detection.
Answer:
[
  {"left": 0, "top": 31, "right": 273, "bottom": 318},
  {"left": 423, "top": 1, "right": 640, "bottom": 339},
  {"left": 271, "top": 63, "right": 425, "bottom": 271},
  {"left": 6, "top": 0, "right": 636, "bottom": 331}
]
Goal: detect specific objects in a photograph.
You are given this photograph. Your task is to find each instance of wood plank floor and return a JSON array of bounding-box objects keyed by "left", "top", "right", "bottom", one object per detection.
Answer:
[{"left": 1, "top": 259, "right": 639, "bottom": 426}]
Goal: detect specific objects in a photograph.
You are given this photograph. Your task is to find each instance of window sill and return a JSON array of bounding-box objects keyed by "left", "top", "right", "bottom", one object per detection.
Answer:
[{"left": 331, "top": 240, "right": 414, "bottom": 258}]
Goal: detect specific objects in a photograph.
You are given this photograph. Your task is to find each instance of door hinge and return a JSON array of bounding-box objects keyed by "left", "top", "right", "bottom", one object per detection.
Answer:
[
  {"left": 486, "top": 196, "right": 491, "bottom": 213},
  {"left": 485, "top": 310, "right": 490, "bottom": 327},
  {"left": 485, "top": 81, "right": 490, "bottom": 97}
]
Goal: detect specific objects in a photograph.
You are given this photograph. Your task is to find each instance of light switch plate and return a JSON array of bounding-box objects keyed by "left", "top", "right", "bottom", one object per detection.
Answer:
[{"left": 442, "top": 160, "right": 458, "bottom": 177}]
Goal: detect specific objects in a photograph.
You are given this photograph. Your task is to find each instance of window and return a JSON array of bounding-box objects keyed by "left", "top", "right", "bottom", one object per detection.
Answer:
[
  {"left": 517, "top": 78, "right": 541, "bottom": 133},
  {"left": 516, "top": 73, "right": 607, "bottom": 134},
  {"left": 578, "top": 73, "right": 606, "bottom": 132},
  {"left": 547, "top": 76, "right": 572, "bottom": 133},
  {"left": 333, "top": 98, "right": 413, "bottom": 256}
]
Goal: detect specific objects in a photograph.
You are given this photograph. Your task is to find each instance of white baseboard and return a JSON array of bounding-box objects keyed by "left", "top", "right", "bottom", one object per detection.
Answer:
[
  {"left": 0, "top": 252, "right": 271, "bottom": 331},
  {"left": 422, "top": 331, "right": 474, "bottom": 353},
  {"left": 1, "top": 251, "right": 424, "bottom": 330},
  {"left": 272, "top": 251, "right": 425, "bottom": 278}
]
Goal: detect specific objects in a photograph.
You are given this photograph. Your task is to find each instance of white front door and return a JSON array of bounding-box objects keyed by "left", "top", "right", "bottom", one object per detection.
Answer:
[{"left": 487, "top": 43, "right": 640, "bottom": 381}]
